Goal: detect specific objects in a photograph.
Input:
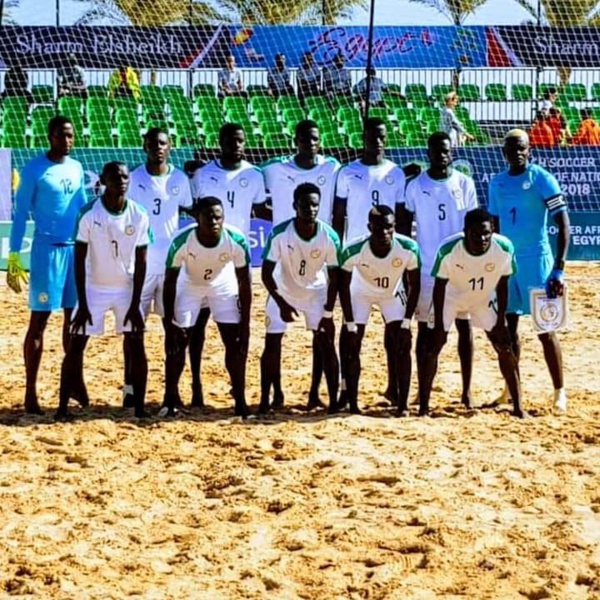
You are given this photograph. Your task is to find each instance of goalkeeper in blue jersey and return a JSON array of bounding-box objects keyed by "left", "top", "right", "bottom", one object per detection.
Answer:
[
  {"left": 489, "top": 129, "right": 570, "bottom": 413},
  {"left": 7, "top": 116, "right": 88, "bottom": 415}
]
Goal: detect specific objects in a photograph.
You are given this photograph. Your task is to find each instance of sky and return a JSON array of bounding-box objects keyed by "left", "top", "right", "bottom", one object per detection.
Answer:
[{"left": 9, "top": 0, "right": 534, "bottom": 26}]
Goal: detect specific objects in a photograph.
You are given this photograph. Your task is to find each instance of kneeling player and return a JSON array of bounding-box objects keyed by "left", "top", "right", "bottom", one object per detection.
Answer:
[
  {"left": 56, "top": 162, "right": 151, "bottom": 420},
  {"left": 260, "top": 182, "right": 341, "bottom": 414},
  {"left": 339, "top": 206, "right": 421, "bottom": 415},
  {"left": 162, "top": 197, "right": 251, "bottom": 418},
  {"left": 419, "top": 209, "right": 525, "bottom": 418}
]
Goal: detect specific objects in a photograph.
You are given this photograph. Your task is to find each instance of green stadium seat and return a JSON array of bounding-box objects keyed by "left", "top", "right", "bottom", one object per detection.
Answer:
[
  {"left": 204, "top": 133, "right": 219, "bottom": 147},
  {"left": 57, "top": 96, "right": 81, "bottom": 117},
  {"left": 30, "top": 134, "right": 48, "bottom": 149},
  {"left": 250, "top": 96, "right": 275, "bottom": 113},
  {"left": 162, "top": 84, "right": 185, "bottom": 99},
  {"left": 277, "top": 96, "right": 302, "bottom": 113},
  {"left": 222, "top": 96, "right": 246, "bottom": 113},
  {"left": 419, "top": 107, "right": 441, "bottom": 123},
  {"left": 117, "top": 131, "right": 142, "bottom": 148},
  {"left": 202, "top": 119, "right": 222, "bottom": 136},
  {"left": 259, "top": 120, "right": 283, "bottom": 137},
  {"left": 409, "top": 97, "right": 430, "bottom": 109},
  {"left": 591, "top": 83, "right": 600, "bottom": 101},
  {"left": 511, "top": 84, "right": 533, "bottom": 101},
  {"left": 87, "top": 97, "right": 111, "bottom": 123},
  {"left": 87, "top": 85, "right": 107, "bottom": 98},
  {"left": 263, "top": 133, "right": 291, "bottom": 149},
  {"left": 2, "top": 132, "right": 27, "bottom": 148},
  {"left": 563, "top": 84, "right": 587, "bottom": 102},
  {"left": 2, "top": 97, "right": 28, "bottom": 119},
  {"left": 247, "top": 85, "right": 269, "bottom": 97},
  {"left": 398, "top": 120, "right": 422, "bottom": 136},
  {"left": 382, "top": 94, "right": 407, "bottom": 109},
  {"left": 173, "top": 121, "right": 200, "bottom": 147},
  {"left": 348, "top": 132, "right": 363, "bottom": 149},
  {"left": 321, "top": 132, "right": 346, "bottom": 149},
  {"left": 591, "top": 108, "right": 600, "bottom": 122},
  {"left": 146, "top": 119, "right": 170, "bottom": 132},
  {"left": 406, "top": 132, "right": 428, "bottom": 147},
  {"left": 143, "top": 106, "right": 166, "bottom": 124},
  {"left": 385, "top": 83, "right": 403, "bottom": 95},
  {"left": 89, "top": 120, "right": 112, "bottom": 137},
  {"left": 32, "top": 85, "right": 54, "bottom": 104},
  {"left": 254, "top": 107, "right": 277, "bottom": 123},
  {"left": 336, "top": 106, "right": 359, "bottom": 123},
  {"left": 88, "top": 131, "right": 114, "bottom": 148},
  {"left": 113, "top": 96, "right": 138, "bottom": 112},
  {"left": 115, "top": 107, "right": 138, "bottom": 125},
  {"left": 193, "top": 83, "right": 216, "bottom": 98},
  {"left": 405, "top": 84, "right": 428, "bottom": 104},
  {"left": 281, "top": 107, "right": 305, "bottom": 126},
  {"left": 141, "top": 85, "right": 164, "bottom": 104},
  {"left": 342, "top": 117, "right": 362, "bottom": 136},
  {"left": 225, "top": 109, "right": 252, "bottom": 129},
  {"left": 368, "top": 107, "right": 390, "bottom": 121},
  {"left": 304, "top": 96, "right": 329, "bottom": 112},
  {"left": 424, "top": 119, "right": 440, "bottom": 135},
  {"left": 31, "top": 106, "right": 55, "bottom": 136},
  {"left": 432, "top": 84, "right": 454, "bottom": 103},
  {"left": 394, "top": 107, "right": 417, "bottom": 123},
  {"left": 244, "top": 133, "right": 262, "bottom": 149},
  {"left": 198, "top": 107, "right": 222, "bottom": 125},
  {"left": 537, "top": 83, "right": 555, "bottom": 99},
  {"left": 485, "top": 83, "right": 507, "bottom": 101},
  {"left": 386, "top": 131, "right": 406, "bottom": 148},
  {"left": 330, "top": 95, "right": 354, "bottom": 113},
  {"left": 455, "top": 106, "right": 471, "bottom": 123},
  {"left": 458, "top": 84, "right": 480, "bottom": 101},
  {"left": 311, "top": 118, "right": 338, "bottom": 136},
  {"left": 196, "top": 95, "right": 221, "bottom": 114}
]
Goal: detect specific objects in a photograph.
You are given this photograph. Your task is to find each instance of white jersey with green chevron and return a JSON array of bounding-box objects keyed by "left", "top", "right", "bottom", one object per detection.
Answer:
[
  {"left": 262, "top": 154, "right": 341, "bottom": 226},
  {"left": 190, "top": 159, "right": 266, "bottom": 238},
  {"left": 342, "top": 233, "right": 421, "bottom": 296},
  {"left": 262, "top": 218, "right": 341, "bottom": 302},
  {"left": 166, "top": 224, "right": 250, "bottom": 292},
  {"left": 128, "top": 164, "right": 193, "bottom": 276},
  {"left": 432, "top": 233, "right": 516, "bottom": 303}
]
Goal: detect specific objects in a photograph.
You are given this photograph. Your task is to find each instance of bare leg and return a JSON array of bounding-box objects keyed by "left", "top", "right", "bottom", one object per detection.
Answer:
[
  {"left": 163, "top": 326, "right": 189, "bottom": 415},
  {"left": 487, "top": 331, "right": 524, "bottom": 418},
  {"left": 416, "top": 322, "right": 433, "bottom": 407},
  {"left": 125, "top": 332, "right": 148, "bottom": 418},
  {"left": 217, "top": 323, "right": 249, "bottom": 418},
  {"left": 315, "top": 329, "right": 340, "bottom": 414},
  {"left": 538, "top": 332, "right": 563, "bottom": 390},
  {"left": 259, "top": 333, "right": 283, "bottom": 413},
  {"left": 418, "top": 329, "right": 447, "bottom": 416},
  {"left": 339, "top": 326, "right": 365, "bottom": 414},
  {"left": 455, "top": 318, "right": 473, "bottom": 407},
  {"left": 188, "top": 307, "right": 210, "bottom": 407},
  {"left": 24, "top": 311, "right": 51, "bottom": 414},
  {"left": 307, "top": 337, "right": 326, "bottom": 409},
  {"left": 383, "top": 327, "right": 397, "bottom": 403},
  {"left": 56, "top": 334, "right": 90, "bottom": 420}
]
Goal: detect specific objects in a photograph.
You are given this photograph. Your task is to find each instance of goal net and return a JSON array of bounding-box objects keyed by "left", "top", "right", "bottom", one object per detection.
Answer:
[{"left": 1, "top": 0, "right": 600, "bottom": 264}]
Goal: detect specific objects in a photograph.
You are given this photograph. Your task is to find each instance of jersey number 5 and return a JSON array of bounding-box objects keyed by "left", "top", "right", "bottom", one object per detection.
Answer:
[{"left": 438, "top": 203, "right": 446, "bottom": 221}]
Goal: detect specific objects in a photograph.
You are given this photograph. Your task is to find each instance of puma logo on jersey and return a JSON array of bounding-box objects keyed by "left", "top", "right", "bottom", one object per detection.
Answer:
[
  {"left": 360, "top": 263, "right": 370, "bottom": 268},
  {"left": 210, "top": 176, "right": 218, "bottom": 183},
  {"left": 93, "top": 221, "right": 102, "bottom": 227},
  {"left": 188, "top": 252, "right": 197, "bottom": 259},
  {"left": 422, "top": 190, "right": 431, "bottom": 196},
  {"left": 353, "top": 174, "right": 364, "bottom": 180},
  {"left": 286, "top": 175, "right": 296, "bottom": 183},
  {"left": 287, "top": 244, "right": 294, "bottom": 251},
  {"left": 455, "top": 264, "right": 464, "bottom": 270},
  {"left": 138, "top": 184, "right": 146, "bottom": 190}
]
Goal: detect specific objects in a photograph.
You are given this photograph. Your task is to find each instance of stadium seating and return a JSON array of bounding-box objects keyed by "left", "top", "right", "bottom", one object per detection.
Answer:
[
  {"left": 321, "top": 131, "right": 346, "bottom": 149},
  {"left": 432, "top": 84, "right": 454, "bottom": 102},
  {"left": 458, "top": 84, "right": 480, "bottom": 101},
  {"left": 563, "top": 83, "right": 587, "bottom": 102},
  {"left": 485, "top": 83, "right": 507, "bottom": 101},
  {"left": 32, "top": 85, "right": 54, "bottom": 104},
  {"left": 263, "top": 133, "right": 291, "bottom": 149},
  {"left": 511, "top": 84, "right": 533, "bottom": 101},
  {"left": 405, "top": 83, "right": 428, "bottom": 105},
  {"left": 193, "top": 83, "right": 216, "bottom": 98}
]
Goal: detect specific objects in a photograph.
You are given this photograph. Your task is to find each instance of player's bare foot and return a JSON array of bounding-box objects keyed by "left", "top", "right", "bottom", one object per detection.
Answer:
[
  {"left": 327, "top": 402, "right": 340, "bottom": 415},
  {"left": 461, "top": 392, "right": 473, "bottom": 409},
  {"left": 70, "top": 386, "right": 90, "bottom": 409},
  {"left": 54, "top": 409, "right": 72, "bottom": 422},
  {"left": 257, "top": 400, "right": 271, "bottom": 415},
  {"left": 234, "top": 403, "right": 250, "bottom": 419},
  {"left": 24, "top": 398, "right": 43, "bottom": 415},
  {"left": 418, "top": 407, "right": 430, "bottom": 417},
  {"left": 122, "top": 385, "right": 135, "bottom": 408},
  {"left": 134, "top": 408, "right": 149, "bottom": 419},
  {"left": 382, "top": 388, "right": 397, "bottom": 405},
  {"left": 512, "top": 408, "right": 530, "bottom": 419}
]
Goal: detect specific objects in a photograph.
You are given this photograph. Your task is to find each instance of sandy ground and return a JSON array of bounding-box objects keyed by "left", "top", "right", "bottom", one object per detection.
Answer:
[{"left": 0, "top": 263, "right": 599, "bottom": 599}]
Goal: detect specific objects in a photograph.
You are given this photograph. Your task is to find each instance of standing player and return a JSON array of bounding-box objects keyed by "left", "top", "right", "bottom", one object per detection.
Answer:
[
  {"left": 7, "top": 116, "right": 87, "bottom": 414},
  {"left": 188, "top": 122, "right": 265, "bottom": 407},
  {"left": 339, "top": 206, "right": 421, "bottom": 415},
  {"left": 489, "top": 129, "right": 570, "bottom": 412},
  {"left": 162, "top": 197, "right": 251, "bottom": 418},
  {"left": 56, "top": 162, "right": 151, "bottom": 420},
  {"left": 420, "top": 209, "right": 524, "bottom": 418},
  {"left": 262, "top": 119, "right": 341, "bottom": 409},
  {"left": 333, "top": 117, "right": 407, "bottom": 402},
  {"left": 125, "top": 127, "right": 193, "bottom": 407},
  {"left": 260, "top": 183, "right": 341, "bottom": 414},
  {"left": 399, "top": 131, "right": 478, "bottom": 408}
]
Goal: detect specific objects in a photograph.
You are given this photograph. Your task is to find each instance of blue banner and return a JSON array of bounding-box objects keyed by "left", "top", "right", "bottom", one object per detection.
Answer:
[{"left": 228, "top": 26, "right": 487, "bottom": 69}]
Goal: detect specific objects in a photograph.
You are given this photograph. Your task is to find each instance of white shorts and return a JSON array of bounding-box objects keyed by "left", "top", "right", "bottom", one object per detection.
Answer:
[
  {"left": 73, "top": 285, "right": 137, "bottom": 336},
  {"left": 173, "top": 283, "right": 239, "bottom": 328},
  {"left": 417, "top": 275, "right": 470, "bottom": 323},
  {"left": 437, "top": 294, "right": 498, "bottom": 332},
  {"left": 265, "top": 290, "right": 326, "bottom": 334},
  {"left": 350, "top": 280, "right": 406, "bottom": 325},
  {"left": 141, "top": 274, "right": 165, "bottom": 317}
]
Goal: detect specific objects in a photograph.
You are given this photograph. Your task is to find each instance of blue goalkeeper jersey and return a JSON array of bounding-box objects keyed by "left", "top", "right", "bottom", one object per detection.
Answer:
[
  {"left": 488, "top": 163, "right": 566, "bottom": 257},
  {"left": 10, "top": 154, "right": 87, "bottom": 251}
]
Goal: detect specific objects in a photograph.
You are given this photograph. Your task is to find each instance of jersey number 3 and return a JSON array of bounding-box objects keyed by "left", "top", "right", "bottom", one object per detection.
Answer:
[{"left": 153, "top": 198, "right": 161, "bottom": 215}]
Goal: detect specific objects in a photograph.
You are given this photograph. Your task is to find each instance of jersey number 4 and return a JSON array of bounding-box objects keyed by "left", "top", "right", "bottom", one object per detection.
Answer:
[{"left": 227, "top": 191, "right": 235, "bottom": 208}]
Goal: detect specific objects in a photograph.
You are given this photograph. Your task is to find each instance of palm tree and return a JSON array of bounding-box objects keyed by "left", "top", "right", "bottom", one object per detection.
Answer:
[
  {"left": 407, "top": 0, "right": 490, "bottom": 25},
  {"left": 513, "top": 0, "right": 600, "bottom": 85}
]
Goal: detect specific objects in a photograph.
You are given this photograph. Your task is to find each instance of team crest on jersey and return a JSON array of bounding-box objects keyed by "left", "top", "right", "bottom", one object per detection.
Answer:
[
  {"left": 310, "top": 249, "right": 322, "bottom": 259},
  {"left": 392, "top": 257, "right": 403, "bottom": 268},
  {"left": 240, "top": 178, "right": 248, "bottom": 188},
  {"left": 540, "top": 303, "right": 558, "bottom": 322},
  {"left": 522, "top": 182, "right": 531, "bottom": 190},
  {"left": 125, "top": 225, "right": 135, "bottom": 236},
  {"left": 171, "top": 186, "right": 180, "bottom": 196},
  {"left": 485, "top": 263, "right": 495, "bottom": 272},
  {"left": 38, "top": 292, "right": 48, "bottom": 304},
  {"left": 219, "top": 252, "right": 230, "bottom": 263},
  {"left": 385, "top": 176, "right": 394, "bottom": 185},
  {"left": 317, "top": 175, "right": 326, "bottom": 186}
]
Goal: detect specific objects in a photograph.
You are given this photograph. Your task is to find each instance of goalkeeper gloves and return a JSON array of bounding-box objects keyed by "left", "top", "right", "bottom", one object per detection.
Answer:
[
  {"left": 545, "top": 268, "right": 564, "bottom": 299},
  {"left": 7, "top": 252, "right": 28, "bottom": 294}
]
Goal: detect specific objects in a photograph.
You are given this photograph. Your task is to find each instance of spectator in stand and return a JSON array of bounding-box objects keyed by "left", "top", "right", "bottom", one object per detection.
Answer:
[
  {"left": 58, "top": 54, "right": 88, "bottom": 99},
  {"left": 267, "top": 53, "right": 294, "bottom": 98},
  {"left": 322, "top": 53, "right": 352, "bottom": 102},
  {"left": 353, "top": 66, "right": 387, "bottom": 113},
  {"left": 548, "top": 107, "right": 568, "bottom": 146},
  {"left": 440, "top": 91, "right": 474, "bottom": 148},
  {"left": 108, "top": 65, "right": 141, "bottom": 102},
  {"left": 529, "top": 111, "right": 556, "bottom": 147},
  {"left": 570, "top": 108, "right": 600, "bottom": 145},
  {"left": 218, "top": 54, "right": 246, "bottom": 98},
  {"left": 540, "top": 86, "right": 558, "bottom": 113},
  {"left": 2, "top": 66, "right": 34, "bottom": 105},
  {"left": 297, "top": 52, "right": 321, "bottom": 101}
]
